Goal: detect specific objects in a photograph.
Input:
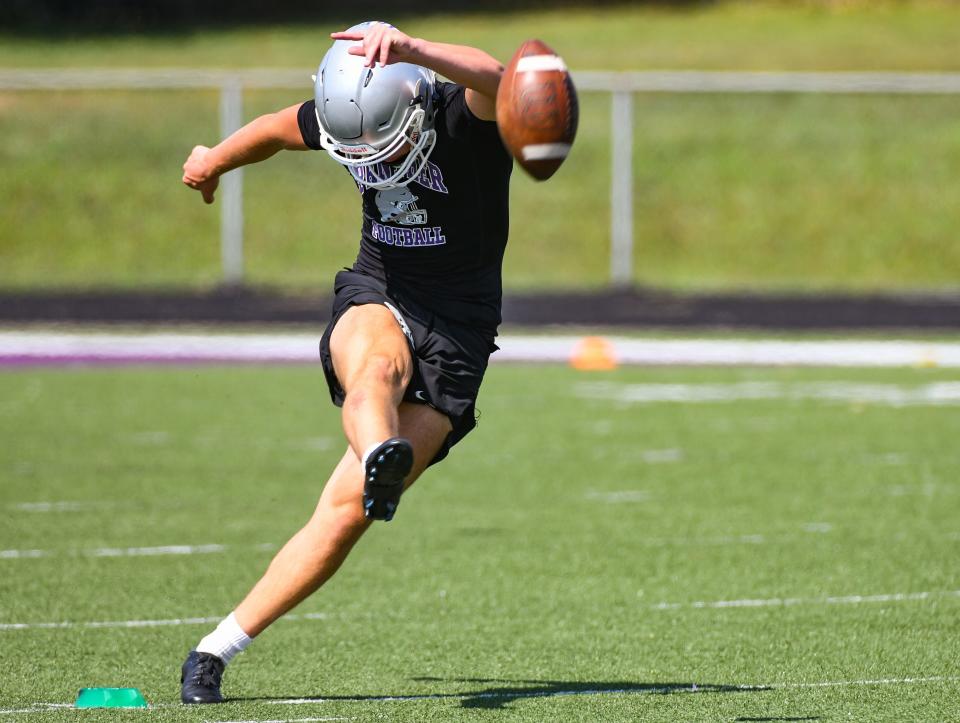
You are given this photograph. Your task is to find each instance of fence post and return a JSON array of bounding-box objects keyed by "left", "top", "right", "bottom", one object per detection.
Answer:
[
  {"left": 610, "top": 89, "right": 634, "bottom": 286},
  {"left": 219, "top": 79, "right": 244, "bottom": 285}
]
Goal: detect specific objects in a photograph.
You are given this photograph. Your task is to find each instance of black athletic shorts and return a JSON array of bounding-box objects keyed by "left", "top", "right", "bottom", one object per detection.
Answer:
[{"left": 318, "top": 269, "right": 497, "bottom": 465}]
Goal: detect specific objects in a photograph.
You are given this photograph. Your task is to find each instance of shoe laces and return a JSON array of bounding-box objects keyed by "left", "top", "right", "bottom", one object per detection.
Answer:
[{"left": 189, "top": 655, "right": 223, "bottom": 688}]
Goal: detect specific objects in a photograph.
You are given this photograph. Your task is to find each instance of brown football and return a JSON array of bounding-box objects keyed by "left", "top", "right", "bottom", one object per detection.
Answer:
[{"left": 496, "top": 39, "right": 579, "bottom": 181}]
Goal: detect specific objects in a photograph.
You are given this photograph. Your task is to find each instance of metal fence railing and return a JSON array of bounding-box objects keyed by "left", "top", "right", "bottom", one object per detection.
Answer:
[{"left": 3, "top": 69, "right": 960, "bottom": 286}]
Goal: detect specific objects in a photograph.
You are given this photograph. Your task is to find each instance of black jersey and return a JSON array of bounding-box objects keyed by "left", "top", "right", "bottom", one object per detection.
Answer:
[{"left": 298, "top": 81, "right": 513, "bottom": 335}]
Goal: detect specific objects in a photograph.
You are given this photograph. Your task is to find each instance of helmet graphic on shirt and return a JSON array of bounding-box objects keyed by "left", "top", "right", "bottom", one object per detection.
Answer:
[
  {"left": 313, "top": 21, "right": 437, "bottom": 190},
  {"left": 375, "top": 187, "right": 428, "bottom": 225}
]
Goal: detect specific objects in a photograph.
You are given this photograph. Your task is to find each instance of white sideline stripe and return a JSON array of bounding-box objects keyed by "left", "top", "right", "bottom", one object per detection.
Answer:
[
  {"left": 515, "top": 54, "right": 567, "bottom": 73},
  {"left": 521, "top": 143, "right": 571, "bottom": 161},
  {"left": 3, "top": 332, "right": 960, "bottom": 368},
  {"left": 17, "top": 334, "right": 960, "bottom": 367},
  {"left": 1, "top": 676, "right": 956, "bottom": 714},
  {"left": 0, "top": 611, "right": 326, "bottom": 632},
  {"left": 652, "top": 589, "right": 960, "bottom": 611}
]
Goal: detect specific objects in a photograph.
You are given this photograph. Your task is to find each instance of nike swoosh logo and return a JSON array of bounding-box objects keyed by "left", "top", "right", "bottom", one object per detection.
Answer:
[{"left": 413, "top": 390, "right": 428, "bottom": 402}]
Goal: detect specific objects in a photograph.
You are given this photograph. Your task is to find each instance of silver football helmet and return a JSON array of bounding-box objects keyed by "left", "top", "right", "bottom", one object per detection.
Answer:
[{"left": 313, "top": 22, "right": 437, "bottom": 190}]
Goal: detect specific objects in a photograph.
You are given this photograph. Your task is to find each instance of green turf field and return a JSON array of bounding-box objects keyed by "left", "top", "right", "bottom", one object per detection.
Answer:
[
  {"left": 1, "top": 1, "right": 959, "bottom": 293},
  {"left": 2, "top": 363, "right": 958, "bottom": 720}
]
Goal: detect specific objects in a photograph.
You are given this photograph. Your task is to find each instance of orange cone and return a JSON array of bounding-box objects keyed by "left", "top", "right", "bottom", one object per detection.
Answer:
[{"left": 570, "top": 336, "right": 618, "bottom": 371}]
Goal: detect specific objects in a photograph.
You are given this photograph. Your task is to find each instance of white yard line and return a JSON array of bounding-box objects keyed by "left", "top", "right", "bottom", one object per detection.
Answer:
[
  {"left": 0, "top": 542, "right": 277, "bottom": 560},
  {"left": 0, "top": 612, "right": 326, "bottom": 632},
  {"left": 3, "top": 588, "right": 955, "bottom": 633},
  {"left": 1, "top": 676, "right": 956, "bottom": 715},
  {"left": 754, "top": 675, "right": 960, "bottom": 691},
  {"left": 0, "top": 550, "right": 48, "bottom": 559},
  {"left": 90, "top": 544, "right": 228, "bottom": 557},
  {"left": 652, "top": 589, "right": 960, "bottom": 610},
  {"left": 2, "top": 332, "right": 960, "bottom": 367},
  {"left": 267, "top": 675, "right": 960, "bottom": 706}
]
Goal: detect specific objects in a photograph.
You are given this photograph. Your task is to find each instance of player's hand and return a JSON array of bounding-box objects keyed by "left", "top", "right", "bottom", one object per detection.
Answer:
[
  {"left": 330, "top": 22, "right": 417, "bottom": 68},
  {"left": 182, "top": 145, "right": 220, "bottom": 204}
]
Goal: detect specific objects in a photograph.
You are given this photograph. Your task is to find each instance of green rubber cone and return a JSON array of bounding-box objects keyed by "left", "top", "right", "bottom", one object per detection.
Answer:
[{"left": 75, "top": 687, "right": 148, "bottom": 708}]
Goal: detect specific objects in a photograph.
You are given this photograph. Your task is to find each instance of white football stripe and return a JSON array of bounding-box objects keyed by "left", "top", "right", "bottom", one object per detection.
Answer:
[
  {"left": 5, "top": 332, "right": 960, "bottom": 367},
  {"left": 516, "top": 54, "right": 567, "bottom": 73},
  {"left": 521, "top": 143, "right": 571, "bottom": 161}
]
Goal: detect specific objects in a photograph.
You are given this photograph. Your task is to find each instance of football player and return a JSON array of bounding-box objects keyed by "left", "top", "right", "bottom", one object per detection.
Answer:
[{"left": 179, "top": 21, "right": 511, "bottom": 703}]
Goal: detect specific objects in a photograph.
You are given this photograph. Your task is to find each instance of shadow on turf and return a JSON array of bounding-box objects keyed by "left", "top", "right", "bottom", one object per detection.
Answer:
[
  {"left": 233, "top": 677, "right": 765, "bottom": 710},
  {"left": 422, "top": 678, "right": 758, "bottom": 710}
]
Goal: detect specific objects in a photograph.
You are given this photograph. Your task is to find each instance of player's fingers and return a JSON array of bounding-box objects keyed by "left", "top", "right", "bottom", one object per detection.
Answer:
[
  {"left": 369, "top": 25, "right": 389, "bottom": 66},
  {"left": 202, "top": 188, "right": 215, "bottom": 204},
  {"left": 380, "top": 34, "right": 391, "bottom": 67},
  {"left": 364, "top": 34, "right": 379, "bottom": 67},
  {"left": 330, "top": 31, "right": 364, "bottom": 40}
]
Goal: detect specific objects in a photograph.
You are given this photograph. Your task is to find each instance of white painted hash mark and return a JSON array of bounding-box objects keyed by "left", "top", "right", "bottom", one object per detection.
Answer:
[
  {"left": 90, "top": 544, "right": 227, "bottom": 557},
  {"left": 577, "top": 381, "right": 960, "bottom": 407},
  {"left": 207, "top": 718, "right": 352, "bottom": 723},
  {"left": 584, "top": 490, "right": 650, "bottom": 503},
  {"left": 0, "top": 542, "right": 277, "bottom": 561},
  {"left": 10, "top": 501, "right": 106, "bottom": 513},
  {"left": 641, "top": 448, "right": 683, "bottom": 463},
  {"left": 652, "top": 589, "right": 960, "bottom": 610}
]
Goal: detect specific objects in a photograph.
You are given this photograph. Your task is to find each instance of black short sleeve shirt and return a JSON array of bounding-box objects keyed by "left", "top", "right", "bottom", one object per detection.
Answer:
[{"left": 298, "top": 81, "right": 513, "bottom": 334}]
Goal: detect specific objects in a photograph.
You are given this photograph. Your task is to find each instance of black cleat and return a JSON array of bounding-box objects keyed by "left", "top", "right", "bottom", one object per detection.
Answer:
[
  {"left": 180, "top": 650, "right": 225, "bottom": 704},
  {"left": 363, "top": 437, "right": 414, "bottom": 521}
]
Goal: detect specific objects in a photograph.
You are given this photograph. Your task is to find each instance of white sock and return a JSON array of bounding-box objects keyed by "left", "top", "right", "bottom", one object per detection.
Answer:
[{"left": 195, "top": 612, "right": 252, "bottom": 665}]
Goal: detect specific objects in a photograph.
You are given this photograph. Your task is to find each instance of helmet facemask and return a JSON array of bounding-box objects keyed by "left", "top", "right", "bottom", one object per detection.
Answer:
[{"left": 316, "top": 103, "right": 437, "bottom": 190}]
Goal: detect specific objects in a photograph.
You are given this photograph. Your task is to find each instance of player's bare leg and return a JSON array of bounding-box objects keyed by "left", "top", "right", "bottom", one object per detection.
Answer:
[
  {"left": 330, "top": 303, "right": 414, "bottom": 459},
  {"left": 182, "top": 402, "right": 452, "bottom": 703},
  {"left": 329, "top": 303, "right": 420, "bottom": 520},
  {"left": 233, "top": 401, "right": 452, "bottom": 636}
]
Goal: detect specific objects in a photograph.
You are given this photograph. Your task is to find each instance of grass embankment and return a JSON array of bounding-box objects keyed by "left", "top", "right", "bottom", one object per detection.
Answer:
[{"left": 1, "top": 2, "right": 959, "bottom": 292}]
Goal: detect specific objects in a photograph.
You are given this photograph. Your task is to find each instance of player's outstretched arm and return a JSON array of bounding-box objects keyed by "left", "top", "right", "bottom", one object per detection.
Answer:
[
  {"left": 182, "top": 103, "right": 308, "bottom": 204},
  {"left": 330, "top": 23, "right": 503, "bottom": 121}
]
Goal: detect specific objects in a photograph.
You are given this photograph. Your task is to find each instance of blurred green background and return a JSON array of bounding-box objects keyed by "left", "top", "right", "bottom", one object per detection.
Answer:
[{"left": 1, "top": 1, "right": 958, "bottom": 293}]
